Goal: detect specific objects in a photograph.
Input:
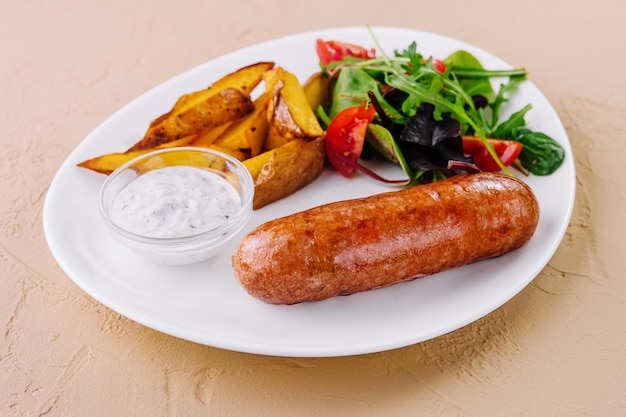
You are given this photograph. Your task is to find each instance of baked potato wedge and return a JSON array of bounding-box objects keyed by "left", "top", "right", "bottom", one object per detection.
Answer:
[
  {"left": 127, "top": 88, "right": 254, "bottom": 151},
  {"left": 263, "top": 67, "right": 324, "bottom": 150},
  {"left": 243, "top": 135, "right": 326, "bottom": 209},
  {"left": 76, "top": 136, "right": 198, "bottom": 175},
  {"left": 79, "top": 120, "right": 239, "bottom": 175},
  {"left": 168, "top": 61, "right": 274, "bottom": 116},
  {"left": 212, "top": 93, "right": 269, "bottom": 159},
  {"left": 126, "top": 62, "right": 274, "bottom": 152},
  {"left": 303, "top": 71, "right": 331, "bottom": 111}
]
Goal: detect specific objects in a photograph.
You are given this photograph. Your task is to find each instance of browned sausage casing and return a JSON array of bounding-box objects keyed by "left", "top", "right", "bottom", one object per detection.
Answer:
[{"left": 232, "top": 173, "right": 540, "bottom": 305}]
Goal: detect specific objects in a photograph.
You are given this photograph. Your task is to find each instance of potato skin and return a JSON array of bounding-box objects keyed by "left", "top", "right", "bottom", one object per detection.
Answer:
[
  {"left": 244, "top": 135, "right": 326, "bottom": 209},
  {"left": 232, "top": 173, "right": 540, "bottom": 305}
]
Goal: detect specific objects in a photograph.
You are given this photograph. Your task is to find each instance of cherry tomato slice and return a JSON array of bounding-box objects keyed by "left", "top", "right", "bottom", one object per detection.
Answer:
[
  {"left": 316, "top": 39, "right": 376, "bottom": 66},
  {"left": 432, "top": 59, "right": 446, "bottom": 74},
  {"left": 416, "top": 58, "right": 446, "bottom": 73},
  {"left": 325, "top": 104, "right": 377, "bottom": 177},
  {"left": 462, "top": 136, "right": 523, "bottom": 172}
]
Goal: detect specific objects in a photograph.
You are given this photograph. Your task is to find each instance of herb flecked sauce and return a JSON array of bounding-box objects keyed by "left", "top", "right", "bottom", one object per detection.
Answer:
[{"left": 110, "top": 166, "right": 241, "bottom": 238}]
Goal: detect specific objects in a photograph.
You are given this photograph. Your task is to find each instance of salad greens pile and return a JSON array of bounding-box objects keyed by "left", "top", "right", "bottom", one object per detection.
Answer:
[{"left": 315, "top": 32, "right": 565, "bottom": 185}]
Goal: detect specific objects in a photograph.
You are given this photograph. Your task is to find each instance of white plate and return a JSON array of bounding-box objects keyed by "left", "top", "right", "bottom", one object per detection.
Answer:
[{"left": 43, "top": 26, "right": 575, "bottom": 357}]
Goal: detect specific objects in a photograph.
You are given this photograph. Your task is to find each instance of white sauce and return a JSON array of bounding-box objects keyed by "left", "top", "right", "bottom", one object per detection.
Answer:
[{"left": 110, "top": 166, "right": 241, "bottom": 238}]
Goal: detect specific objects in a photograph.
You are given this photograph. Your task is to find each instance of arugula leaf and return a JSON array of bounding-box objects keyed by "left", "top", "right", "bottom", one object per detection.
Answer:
[
  {"left": 483, "top": 75, "right": 527, "bottom": 134},
  {"left": 491, "top": 103, "right": 532, "bottom": 138}
]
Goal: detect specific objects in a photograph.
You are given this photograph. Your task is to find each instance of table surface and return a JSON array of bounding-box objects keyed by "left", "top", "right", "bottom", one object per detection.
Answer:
[{"left": 3, "top": 0, "right": 625, "bottom": 415}]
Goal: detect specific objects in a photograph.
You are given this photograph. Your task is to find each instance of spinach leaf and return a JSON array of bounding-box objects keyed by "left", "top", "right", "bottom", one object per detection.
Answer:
[
  {"left": 329, "top": 67, "right": 402, "bottom": 122},
  {"left": 366, "top": 123, "right": 413, "bottom": 183},
  {"left": 329, "top": 67, "right": 373, "bottom": 116},
  {"left": 513, "top": 128, "right": 565, "bottom": 175},
  {"left": 444, "top": 50, "right": 495, "bottom": 98},
  {"left": 489, "top": 104, "right": 565, "bottom": 175}
]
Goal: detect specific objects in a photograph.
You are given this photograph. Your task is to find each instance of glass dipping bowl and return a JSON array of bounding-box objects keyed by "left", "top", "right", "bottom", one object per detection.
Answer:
[{"left": 99, "top": 147, "right": 254, "bottom": 265}]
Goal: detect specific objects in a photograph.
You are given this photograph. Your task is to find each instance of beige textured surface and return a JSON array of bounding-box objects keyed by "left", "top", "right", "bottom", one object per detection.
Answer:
[{"left": 2, "top": 0, "right": 625, "bottom": 415}]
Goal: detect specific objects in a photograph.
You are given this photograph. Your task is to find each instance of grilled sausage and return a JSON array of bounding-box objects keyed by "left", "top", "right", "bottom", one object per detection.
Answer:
[{"left": 232, "top": 172, "right": 540, "bottom": 304}]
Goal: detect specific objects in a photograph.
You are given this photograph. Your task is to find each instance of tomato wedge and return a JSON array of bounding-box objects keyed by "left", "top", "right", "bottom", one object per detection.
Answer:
[
  {"left": 316, "top": 39, "right": 376, "bottom": 66},
  {"left": 432, "top": 59, "right": 446, "bottom": 74},
  {"left": 462, "top": 136, "right": 523, "bottom": 172},
  {"left": 325, "top": 104, "right": 377, "bottom": 177},
  {"left": 416, "top": 58, "right": 446, "bottom": 74}
]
